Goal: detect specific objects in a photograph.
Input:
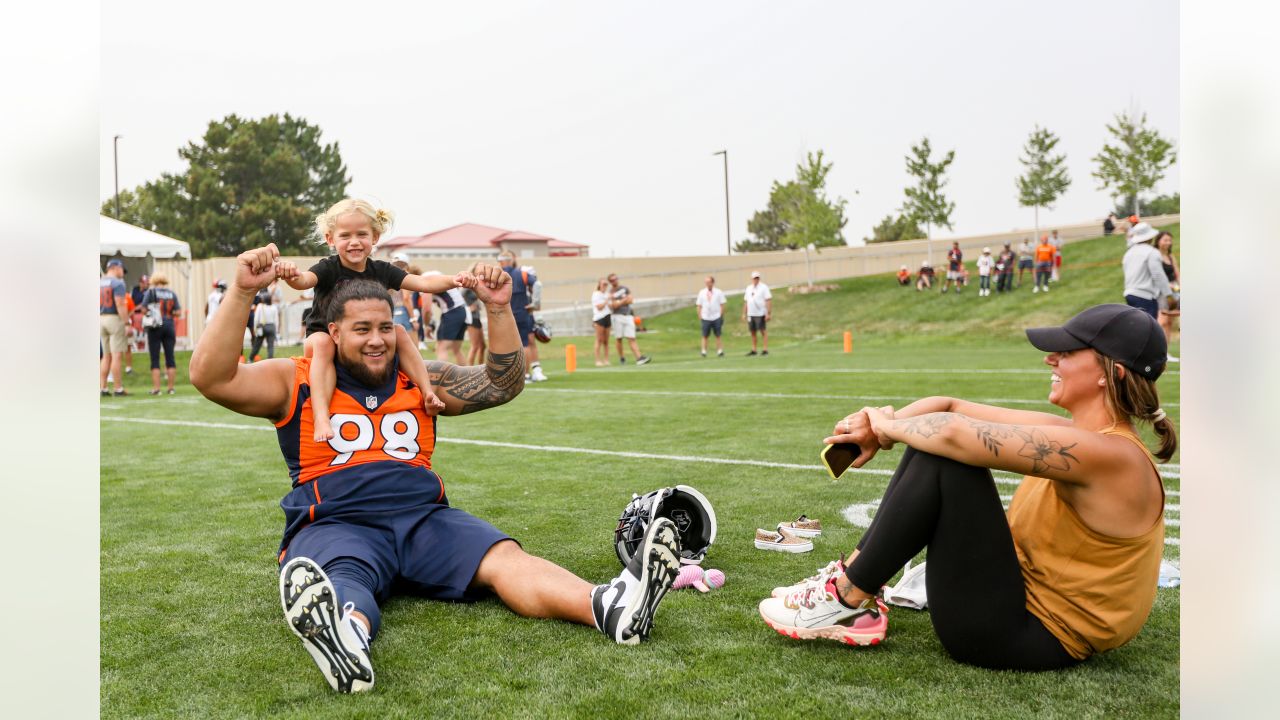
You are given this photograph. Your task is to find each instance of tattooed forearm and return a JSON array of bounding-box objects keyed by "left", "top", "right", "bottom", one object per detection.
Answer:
[
  {"left": 427, "top": 350, "right": 525, "bottom": 414},
  {"left": 894, "top": 412, "right": 954, "bottom": 439},
  {"left": 963, "top": 417, "right": 1018, "bottom": 456}
]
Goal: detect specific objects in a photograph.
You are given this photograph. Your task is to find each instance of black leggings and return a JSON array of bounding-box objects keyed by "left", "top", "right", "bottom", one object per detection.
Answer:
[
  {"left": 146, "top": 324, "right": 176, "bottom": 369},
  {"left": 846, "top": 448, "right": 1080, "bottom": 671}
]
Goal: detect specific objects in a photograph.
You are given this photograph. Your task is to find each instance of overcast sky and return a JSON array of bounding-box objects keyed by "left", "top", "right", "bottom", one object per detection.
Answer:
[{"left": 100, "top": 1, "right": 1178, "bottom": 257}]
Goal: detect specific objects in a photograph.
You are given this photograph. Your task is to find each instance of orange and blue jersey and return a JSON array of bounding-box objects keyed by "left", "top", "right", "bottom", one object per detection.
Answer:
[
  {"left": 100, "top": 276, "right": 126, "bottom": 314},
  {"left": 275, "top": 357, "right": 443, "bottom": 551}
]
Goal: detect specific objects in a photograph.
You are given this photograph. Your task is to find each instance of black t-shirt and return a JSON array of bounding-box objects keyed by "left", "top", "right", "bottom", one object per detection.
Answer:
[
  {"left": 1103, "top": 217, "right": 1116, "bottom": 235},
  {"left": 305, "top": 256, "right": 407, "bottom": 334}
]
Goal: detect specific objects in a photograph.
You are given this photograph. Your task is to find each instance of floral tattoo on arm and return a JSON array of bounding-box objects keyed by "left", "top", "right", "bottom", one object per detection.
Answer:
[
  {"left": 963, "top": 418, "right": 1080, "bottom": 473},
  {"left": 894, "top": 412, "right": 954, "bottom": 438}
]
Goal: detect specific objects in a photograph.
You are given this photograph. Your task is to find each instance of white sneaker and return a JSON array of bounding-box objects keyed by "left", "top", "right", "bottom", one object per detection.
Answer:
[
  {"left": 591, "top": 518, "right": 681, "bottom": 645},
  {"left": 771, "top": 555, "right": 845, "bottom": 599},
  {"left": 1167, "top": 354, "right": 1179, "bottom": 363},
  {"left": 530, "top": 366, "right": 547, "bottom": 382},
  {"left": 418, "top": 341, "right": 427, "bottom": 350},
  {"left": 758, "top": 578, "right": 887, "bottom": 646},
  {"left": 1044, "top": 285, "right": 1050, "bottom": 292},
  {"left": 754, "top": 526, "right": 813, "bottom": 553},
  {"left": 279, "top": 557, "right": 375, "bottom": 693},
  {"left": 1032, "top": 286, "right": 1039, "bottom": 294}
]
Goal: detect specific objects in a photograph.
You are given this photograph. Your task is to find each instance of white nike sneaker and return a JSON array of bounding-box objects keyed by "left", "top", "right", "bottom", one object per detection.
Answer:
[
  {"left": 758, "top": 578, "right": 887, "bottom": 646},
  {"left": 280, "top": 557, "right": 375, "bottom": 693},
  {"left": 770, "top": 554, "right": 845, "bottom": 599},
  {"left": 591, "top": 518, "right": 682, "bottom": 645},
  {"left": 530, "top": 365, "right": 548, "bottom": 382}
]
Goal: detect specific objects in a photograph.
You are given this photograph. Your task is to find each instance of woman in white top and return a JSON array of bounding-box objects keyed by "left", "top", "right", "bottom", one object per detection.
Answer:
[{"left": 591, "top": 278, "right": 612, "bottom": 366}]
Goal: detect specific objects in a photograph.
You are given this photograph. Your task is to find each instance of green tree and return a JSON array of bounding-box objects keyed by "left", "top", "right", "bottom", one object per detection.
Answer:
[
  {"left": 1091, "top": 110, "right": 1176, "bottom": 217},
  {"left": 100, "top": 113, "right": 351, "bottom": 257},
  {"left": 864, "top": 213, "right": 924, "bottom": 244},
  {"left": 736, "top": 150, "right": 848, "bottom": 252},
  {"left": 1114, "top": 192, "right": 1180, "bottom": 217},
  {"left": 1016, "top": 125, "right": 1072, "bottom": 245},
  {"left": 901, "top": 137, "right": 956, "bottom": 263}
]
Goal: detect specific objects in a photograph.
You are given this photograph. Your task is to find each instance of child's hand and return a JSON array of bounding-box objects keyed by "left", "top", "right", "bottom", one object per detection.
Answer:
[
  {"left": 422, "top": 388, "right": 447, "bottom": 416},
  {"left": 453, "top": 271, "right": 478, "bottom": 289},
  {"left": 274, "top": 261, "right": 300, "bottom": 280}
]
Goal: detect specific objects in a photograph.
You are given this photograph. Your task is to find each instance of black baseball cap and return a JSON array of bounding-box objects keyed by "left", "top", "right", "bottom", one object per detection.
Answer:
[{"left": 1025, "top": 304, "right": 1168, "bottom": 380}]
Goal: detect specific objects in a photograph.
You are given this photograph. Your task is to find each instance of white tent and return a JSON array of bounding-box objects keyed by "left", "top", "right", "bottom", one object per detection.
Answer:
[{"left": 100, "top": 215, "right": 191, "bottom": 261}]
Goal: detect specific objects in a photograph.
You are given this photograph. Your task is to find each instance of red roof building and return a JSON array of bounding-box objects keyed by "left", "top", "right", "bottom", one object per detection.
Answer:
[{"left": 378, "top": 223, "right": 589, "bottom": 260}]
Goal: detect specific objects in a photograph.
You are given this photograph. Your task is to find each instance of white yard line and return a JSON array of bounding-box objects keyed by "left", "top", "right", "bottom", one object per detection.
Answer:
[
  {"left": 101, "top": 415, "right": 1181, "bottom": 481},
  {"left": 526, "top": 386, "right": 1179, "bottom": 408}
]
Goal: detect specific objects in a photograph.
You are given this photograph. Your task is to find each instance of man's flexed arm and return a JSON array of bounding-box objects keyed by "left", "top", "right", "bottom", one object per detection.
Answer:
[
  {"left": 429, "top": 262, "right": 526, "bottom": 415},
  {"left": 189, "top": 244, "right": 296, "bottom": 421}
]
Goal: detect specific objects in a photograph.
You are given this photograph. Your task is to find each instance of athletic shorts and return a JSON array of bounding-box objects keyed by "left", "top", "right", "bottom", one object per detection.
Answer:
[
  {"left": 1124, "top": 294, "right": 1160, "bottom": 320},
  {"left": 100, "top": 314, "right": 127, "bottom": 353},
  {"left": 514, "top": 312, "right": 534, "bottom": 348},
  {"left": 469, "top": 310, "right": 483, "bottom": 329},
  {"left": 593, "top": 314, "right": 611, "bottom": 329},
  {"left": 748, "top": 316, "right": 767, "bottom": 332},
  {"left": 612, "top": 315, "right": 636, "bottom": 339},
  {"left": 1018, "top": 258, "right": 1033, "bottom": 269},
  {"left": 701, "top": 317, "right": 724, "bottom": 338},
  {"left": 437, "top": 308, "right": 467, "bottom": 341},
  {"left": 392, "top": 306, "right": 413, "bottom": 336},
  {"left": 280, "top": 504, "right": 512, "bottom": 603},
  {"left": 1054, "top": 255, "right": 1063, "bottom": 267},
  {"left": 946, "top": 270, "right": 962, "bottom": 281}
]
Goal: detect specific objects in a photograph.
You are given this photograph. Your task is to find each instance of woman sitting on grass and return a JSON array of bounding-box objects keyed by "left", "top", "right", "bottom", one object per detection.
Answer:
[{"left": 758, "top": 304, "right": 1175, "bottom": 671}]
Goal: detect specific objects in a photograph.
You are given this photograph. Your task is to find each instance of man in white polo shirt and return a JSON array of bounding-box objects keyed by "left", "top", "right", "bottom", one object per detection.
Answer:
[
  {"left": 695, "top": 275, "right": 727, "bottom": 358},
  {"left": 742, "top": 271, "right": 772, "bottom": 356}
]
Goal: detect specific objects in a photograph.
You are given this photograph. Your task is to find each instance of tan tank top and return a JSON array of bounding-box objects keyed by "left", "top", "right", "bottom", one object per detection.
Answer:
[{"left": 1006, "top": 427, "right": 1165, "bottom": 660}]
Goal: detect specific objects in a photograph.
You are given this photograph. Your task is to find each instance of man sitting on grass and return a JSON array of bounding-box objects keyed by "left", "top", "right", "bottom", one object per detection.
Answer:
[{"left": 189, "top": 244, "right": 682, "bottom": 693}]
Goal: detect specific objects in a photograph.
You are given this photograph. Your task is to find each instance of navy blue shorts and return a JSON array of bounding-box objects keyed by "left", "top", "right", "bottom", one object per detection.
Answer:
[
  {"left": 437, "top": 308, "right": 467, "bottom": 341},
  {"left": 748, "top": 316, "right": 767, "bottom": 332},
  {"left": 1125, "top": 294, "right": 1160, "bottom": 320},
  {"left": 280, "top": 504, "right": 512, "bottom": 603},
  {"left": 514, "top": 311, "right": 534, "bottom": 348},
  {"left": 700, "top": 317, "right": 724, "bottom": 338}
]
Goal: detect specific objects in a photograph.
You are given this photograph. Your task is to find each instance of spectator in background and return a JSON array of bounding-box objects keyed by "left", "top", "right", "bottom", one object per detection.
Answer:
[
  {"left": 141, "top": 273, "right": 183, "bottom": 393},
  {"left": 743, "top": 271, "right": 772, "bottom": 356},
  {"left": 896, "top": 265, "right": 911, "bottom": 286},
  {"left": 976, "top": 247, "right": 994, "bottom": 297},
  {"left": 1125, "top": 215, "right": 1141, "bottom": 241},
  {"left": 1122, "top": 223, "right": 1173, "bottom": 321},
  {"left": 126, "top": 274, "right": 150, "bottom": 376},
  {"left": 608, "top": 272, "right": 651, "bottom": 365},
  {"left": 206, "top": 279, "right": 227, "bottom": 324},
  {"left": 1033, "top": 235, "right": 1054, "bottom": 293},
  {"left": 696, "top": 275, "right": 727, "bottom": 358},
  {"left": 591, "top": 278, "right": 612, "bottom": 366},
  {"left": 996, "top": 242, "right": 1017, "bottom": 293},
  {"left": 915, "top": 260, "right": 935, "bottom": 291},
  {"left": 100, "top": 259, "right": 131, "bottom": 396},
  {"left": 250, "top": 292, "right": 278, "bottom": 363},
  {"left": 941, "top": 242, "right": 964, "bottom": 294},
  {"left": 464, "top": 286, "right": 487, "bottom": 365},
  {"left": 423, "top": 270, "right": 471, "bottom": 365},
  {"left": 1156, "top": 230, "right": 1180, "bottom": 362},
  {"left": 1049, "top": 229, "right": 1064, "bottom": 282},
  {"left": 389, "top": 254, "right": 416, "bottom": 337},
  {"left": 1016, "top": 238, "right": 1034, "bottom": 288},
  {"left": 497, "top": 251, "right": 550, "bottom": 381},
  {"left": 1103, "top": 213, "right": 1118, "bottom": 236},
  {"left": 407, "top": 265, "right": 430, "bottom": 350}
]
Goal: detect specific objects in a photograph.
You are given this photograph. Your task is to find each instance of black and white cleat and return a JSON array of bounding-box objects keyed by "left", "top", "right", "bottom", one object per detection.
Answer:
[
  {"left": 279, "top": 557, "right": 374, "bottom": 693},
  {"left": 591, "top": 518, "right": 682, "bottom": 645}
]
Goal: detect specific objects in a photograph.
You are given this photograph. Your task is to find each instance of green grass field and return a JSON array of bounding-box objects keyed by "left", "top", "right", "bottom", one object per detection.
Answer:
[{"left": 101, "top": 230, "right": 1180, "bottom": 718}]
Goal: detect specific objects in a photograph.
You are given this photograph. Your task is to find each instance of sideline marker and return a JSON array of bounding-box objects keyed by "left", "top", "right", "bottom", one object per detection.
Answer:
[
  {"left": 565, "top": 344, "right": 577, "bottom": 373},
  {"left": 843, "top": 331, "right": 853, "bottom": 353}
]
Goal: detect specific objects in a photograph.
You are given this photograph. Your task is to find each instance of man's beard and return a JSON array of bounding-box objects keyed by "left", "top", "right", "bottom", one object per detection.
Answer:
[{"left": 338, "top": 347, "right": 395, "bottom": 388}]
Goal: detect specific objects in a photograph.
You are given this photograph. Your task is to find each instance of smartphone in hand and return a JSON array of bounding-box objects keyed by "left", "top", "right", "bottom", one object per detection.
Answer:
[{"left": 821, "top": 442, "right": 862, "bottom": 479}]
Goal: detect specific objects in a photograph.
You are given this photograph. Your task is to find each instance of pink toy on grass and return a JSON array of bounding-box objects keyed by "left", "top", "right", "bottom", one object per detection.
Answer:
[
  {"left": 672, "top": 565, "right": 705, "bottom": 591},
  {"left": 703, "top": 568, "right": 726, "bottom": 590}
]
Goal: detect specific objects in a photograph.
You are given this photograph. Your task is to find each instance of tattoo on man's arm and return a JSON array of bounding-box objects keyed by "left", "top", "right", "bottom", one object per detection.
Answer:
[{"left": 427, "top": 350, "right": 525, "bottom": 414}]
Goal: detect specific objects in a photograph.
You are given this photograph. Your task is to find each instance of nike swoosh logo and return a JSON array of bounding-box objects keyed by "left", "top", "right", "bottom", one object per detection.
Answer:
[{"left": 798, "top": 609, "right": 843, "bottom": 625}]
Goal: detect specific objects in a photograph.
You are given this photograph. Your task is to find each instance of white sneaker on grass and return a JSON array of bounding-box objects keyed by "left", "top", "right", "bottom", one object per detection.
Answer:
[
  {"left": 758, "top": 578, "right": 887, "bottom": 646},
  {"left": 279, "top": 557, "right": 374, "bottom": 693},
  {"left": 530, "top": 365, "right": 547, "bottom": 382},
  {"left": 591, "top": 518, "right": 681, "bottom": 645},
  {"left": 771, "top": 555, "right": 846, "bottom": 599}
]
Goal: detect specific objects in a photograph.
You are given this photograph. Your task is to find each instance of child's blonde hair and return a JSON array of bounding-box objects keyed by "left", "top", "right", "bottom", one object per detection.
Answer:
[{"left": 313, "top": 198, "right": 395, "bottom": 243}]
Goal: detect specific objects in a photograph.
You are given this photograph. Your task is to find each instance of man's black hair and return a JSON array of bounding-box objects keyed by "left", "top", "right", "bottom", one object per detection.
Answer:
[{"left": 329, "top": 279, "right": 394, "bottom": 323}]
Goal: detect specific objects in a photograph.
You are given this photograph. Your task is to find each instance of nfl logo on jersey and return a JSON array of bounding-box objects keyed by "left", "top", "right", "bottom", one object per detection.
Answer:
[{"left": 365, "top": 395, "right": 378, "bottom": 410}]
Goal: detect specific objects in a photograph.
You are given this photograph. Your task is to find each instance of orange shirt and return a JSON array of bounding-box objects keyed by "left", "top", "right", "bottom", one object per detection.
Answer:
[
  {"left": 1006, "top": 428, "right": 1164, "bottom": 660},
  {"left": 1035, "top": 243, "right": 1055, "bottom": 263},
  {"left": 275, "top": 357, "right": 436, "bottom": 486}
]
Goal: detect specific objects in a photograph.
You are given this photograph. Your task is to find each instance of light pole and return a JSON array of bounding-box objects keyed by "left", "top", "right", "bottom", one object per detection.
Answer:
[
  {"left": 713, "top": 150, "right": 730, "bottom": 255},
  {"left": 113, "top": 134, "right": 123, "bottom": 219},
  {"left": 803, "top": 243, "right": 816, "bottom": 287}
]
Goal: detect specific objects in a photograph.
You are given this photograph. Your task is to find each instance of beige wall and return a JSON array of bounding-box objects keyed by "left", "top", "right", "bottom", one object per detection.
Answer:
[{"left": 159, "top": 214, "right": 1178, "bottom": 343}]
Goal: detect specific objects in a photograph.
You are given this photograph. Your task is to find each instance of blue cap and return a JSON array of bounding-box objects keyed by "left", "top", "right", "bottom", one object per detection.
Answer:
[{"left": 106, "top": 259, "right": 125, "bottom": 269}]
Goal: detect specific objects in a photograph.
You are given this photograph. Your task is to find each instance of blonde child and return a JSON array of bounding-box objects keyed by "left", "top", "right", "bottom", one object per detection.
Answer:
[{"left": 275, "top": 199, "right": 476, "bottom": 442}]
